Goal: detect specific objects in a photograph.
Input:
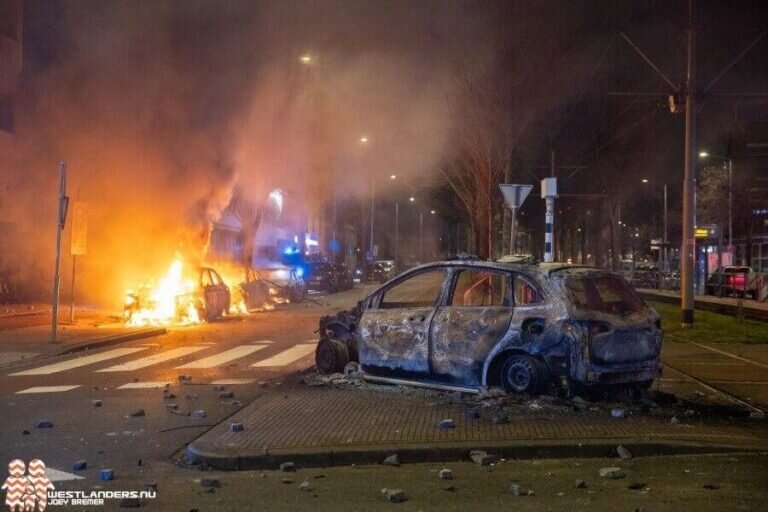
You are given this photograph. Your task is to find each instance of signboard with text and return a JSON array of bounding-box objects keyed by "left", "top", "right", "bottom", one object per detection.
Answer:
[{"left": 70, "top": 202, "right": 88, "bottom": 255}]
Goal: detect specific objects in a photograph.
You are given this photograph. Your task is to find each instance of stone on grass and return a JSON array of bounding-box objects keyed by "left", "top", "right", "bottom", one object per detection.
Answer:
[
  {"left": 99, "top": 469, "right": 114, "bottom": 481},
  {"left": 119, "top": 497, "right": 141, "bottom": 508},
  {"left": 439, "top": 419, "right": 456, "bottom": 429},
  {"left": 129, "top": 409, "right": 145, "bottom": 417},
  {"left": 617, "top": 445, "right": 633, "bottom": 460},
  {"left": 200, "top": 478, "right": 220, "bottom": 488},
  {"left": 382, "top": 489, "right": 407, "bottom": 503},
  {"left": 35, "top": 420, "right": 53, "bottom": 429},
  {"left": 439, "top": 469, "right": 453, "bottom": 480},
  {"left": 191, "top": 410, "right": 206, "bottom": 418},
  {"left": 218, "top": 391, "right": 234, "bottom": 399},
  {"left": 299, "top": 481, "right": 311, "bottom": 492},
  {"left": 575, "top": 479, "right": 587, "bottom": 489},
  {"left": 509, "top": 484, "right": 526, "bottom": 496},
  {"left": 670, "top": 416, "right": 679, "bottom": 424},
  {"left": 72, "top": 460, "right": 87, "bottom": 471},
  {"left": 470, "top": 450, "right": 497, "bottom": 466},
  {"left": 599, "top": 467, "right": 626, "bottom": 479},
  {"left": 382, "top": 454, "right": 400, "bottom": 467},
  {"left": 230, "top": 422, "right": 244, "bottom": 432},
  {"left": 280, "top": 462, "right": 296, "bottom": 472}
]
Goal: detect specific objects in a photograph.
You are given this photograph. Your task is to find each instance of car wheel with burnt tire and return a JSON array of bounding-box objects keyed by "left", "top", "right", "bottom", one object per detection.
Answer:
[
  {"left": 315, "top": 338, "right": 350, "bottom": 374},
  {"left": 500, "top": 354, "right": 547, "bottom": 394}
]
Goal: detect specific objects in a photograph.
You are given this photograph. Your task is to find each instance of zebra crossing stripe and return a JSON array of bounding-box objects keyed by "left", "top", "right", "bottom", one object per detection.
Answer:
[
  {"left": 117, "top": 382, "right": 170, "bottom": 389},
  {"left": 251, "top": 342, "right": 316, "bottom": 367},
  {"left": 97, "top": 346, "right": 207, "bottom": 372},
  {"left": 10, "top": 347, "right": 150, "bottom": 376},
  {"left": 16, "top": 385, "right": 81, "bottom": 394},
  {"left": 175, "top": 345, "right": 269, "bottom": 369}
]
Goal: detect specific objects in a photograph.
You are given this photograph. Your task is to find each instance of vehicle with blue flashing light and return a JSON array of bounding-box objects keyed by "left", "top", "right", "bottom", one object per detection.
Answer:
[
  {"left": 314, "top": 261, "right": 663, "bottom": 395},
  {"left": 306, "top": 261, "right": 338, "bottom": 292}
]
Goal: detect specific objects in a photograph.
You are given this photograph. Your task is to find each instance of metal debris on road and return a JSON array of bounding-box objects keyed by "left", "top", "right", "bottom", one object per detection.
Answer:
[
  {"left": 382, "top": 454, "right": 400, "bottom": 466},
  {"left": 93, "top": 399, "right": 103, "bottom": 407},
  {"left": 470, "top": 450, "right": 497, "bottom": 466},
  {"left": 382, "top": 488, "right": 407, "bottom": 503},
  {"left": 280, "top": 462, "right": 296, "bottom": 472},
  {"left": 72, "top": 460, "right": 87, "bottom": 471},
  {"left": 230, "top": 422, "right": 244, "bottom": 432},
  {"left": 438, "top": 418, "right": 456, "bottom": 429},
  {"left": 439, "top": 469, "right": 453, "bottom": 480},
  {"left": 35, "top": 420, "right": 53, "bottom": 428},
  {"left": 617, "top": 445, "right": 633, "bottom": 460},
  {"left": 599, "top": 467, "right": 626, "bottom": 479},
  {"left": 191, "top": 410, "right": 206, "bottom": 418},
  {"left": 99, "top": 469, "right": 115, "bottom": 481}
]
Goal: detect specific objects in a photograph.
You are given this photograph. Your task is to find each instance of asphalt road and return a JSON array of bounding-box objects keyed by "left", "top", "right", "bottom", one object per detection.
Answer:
[{"left": 0, "top": 307, "right": 329, "bottom": 483}]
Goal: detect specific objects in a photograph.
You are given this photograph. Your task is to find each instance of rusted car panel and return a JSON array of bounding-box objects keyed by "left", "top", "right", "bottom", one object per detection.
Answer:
[{"left": 316, "top": 261, "right": 663, "bottom": 394}]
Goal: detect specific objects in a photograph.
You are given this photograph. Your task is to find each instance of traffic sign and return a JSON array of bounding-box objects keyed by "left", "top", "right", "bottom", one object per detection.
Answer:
[{"left": 499, "top": 184, "right": 533, "bottom": 209}]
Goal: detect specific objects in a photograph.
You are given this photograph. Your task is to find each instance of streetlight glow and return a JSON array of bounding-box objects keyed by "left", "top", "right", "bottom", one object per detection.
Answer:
[
  {"left": 409, "top": 196, "right": 415, "bottom": 202},
  {"left": 359, "top": 136, "right": 369, "bottom": 144},
  {"left": 430, "top": 210, "right": 436, "bottom": 214},
  {"left": 698, "top": 151, "right": 709, "bottom": 158},
  {"left": 390, "top": 174, "right": 396, "bottom": 180},
  {"left": 642, "top": 178, "right": 648, "bottom": 183},
  {"left": 299, "top": 54, "right": 312, "bottom": 64}
]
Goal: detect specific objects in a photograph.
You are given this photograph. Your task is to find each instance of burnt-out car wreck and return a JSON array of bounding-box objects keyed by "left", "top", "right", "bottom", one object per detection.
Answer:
[{"left": 315, "top": 261, "right": 663, "bottom": 395}]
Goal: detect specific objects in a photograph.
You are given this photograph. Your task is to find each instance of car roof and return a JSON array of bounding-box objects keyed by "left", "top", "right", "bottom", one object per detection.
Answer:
[{"left": 402, "top": 260, "right": 616, "bottom": 279}]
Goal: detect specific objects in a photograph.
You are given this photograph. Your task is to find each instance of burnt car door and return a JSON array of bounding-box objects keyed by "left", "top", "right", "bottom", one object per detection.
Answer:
[
  {"left": 209, "top": 269, "right": 230, "bottom": 314},
  {"left": 429, "top": 268, "right": 514, "bottom": 386},
  {"left": 358, "top": 267, "right": 449, "bottom": 379}
]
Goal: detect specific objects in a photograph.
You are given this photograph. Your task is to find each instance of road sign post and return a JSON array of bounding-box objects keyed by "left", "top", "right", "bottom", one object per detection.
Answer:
[
  {"left": 540, "top": 178, "right": 558, "bottom": 263},
  {"left": 51, "top": 162, "right": 69, "bottom": 344},
  {"left": 499, "top": 184, "right": 533, "bottom": 255}
]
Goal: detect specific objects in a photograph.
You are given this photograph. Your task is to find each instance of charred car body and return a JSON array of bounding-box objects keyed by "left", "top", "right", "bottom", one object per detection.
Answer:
[
  {"left": 239, "top": 266, "right": 306, "bottom": 309},
  {"left": 316, "top": 261, "right": 663, "bottom": 394}
]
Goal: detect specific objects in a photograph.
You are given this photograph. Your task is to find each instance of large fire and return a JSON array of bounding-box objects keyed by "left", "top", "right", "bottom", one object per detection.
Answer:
[{"left": 124, "top": 257, "right": 202, "bottom": 327}]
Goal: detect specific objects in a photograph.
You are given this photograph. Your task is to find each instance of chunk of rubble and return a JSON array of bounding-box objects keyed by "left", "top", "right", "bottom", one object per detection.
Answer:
[
  {"left": 438, "top": 419, "right": 456, "bottom": 429},
  {"left": 218, "top": 391, "right": 235, "bottom": 399},
  {"left": 299, "top": 481, "right": 311, "bottom": 492},
  {"left": 129, "top": 409, "right": 146, "bottom": 417},
  {"left": 617, "top": 445, "right": 633, "bottom": 460},
  {"left": 599, "top": 467, "right": 626, "bottom": 479},
  {"left": 230, "top": 423, "right": 244, "bottom": 432},
  {"left": 35, "top": 420, "right": 53, "bottom": 429},
  {"left": 382, "top": 454, "right": 400, "bottom": 467},
  {"left": 509, "top": 484, "right": 527, "bottom": 496},
  {"left": 381, "top": 488, "right": 407, "bottom": 503},
  {"left": 575, "top": 479, "right": 587, "bottom": 489},
  {"left": 191, "top": 410, "right": 206, "bottom": 418},
  {"left": 470, "top": 450, "right": 497, "bottom": 466},
  {"left": 439, "top": 469, "right": 453, "bottom": 480},
  {"left": 72, "top": 460, "right": 87, "bottom": 471},
  {"left": 280, "top": 462, "right": 296, "bottom": 472},
  {"left": 93, "top": 400, "right": 103, "bottom": 407}
]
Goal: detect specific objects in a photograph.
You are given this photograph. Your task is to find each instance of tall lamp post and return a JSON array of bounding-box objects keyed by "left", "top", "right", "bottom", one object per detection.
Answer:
[
  {"left": 641, "top": 178, "right": 669, "bottom": 276},
  {"left": 699, "top": 151, "right": 733, "bottom": 261}
]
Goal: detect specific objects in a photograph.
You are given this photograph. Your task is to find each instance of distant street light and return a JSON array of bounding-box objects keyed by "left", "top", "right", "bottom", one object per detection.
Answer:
[
  {"left": 430, "top": 210, "right": 436, "bottom": 215},
  {"left": 409, "top": 196, "right": 415, "bottom": 202},
  {"left": 698, "top": 151, "right": 709, "bottom": 158},
  {"left": 360, "top": 136, "right": 369, "bottom": 144},
  {"left": 390, "top": 174, "right": 396, "bottom": 180},
  {"left": 300, "top": 54, "right": 312, "bottom": 64},
  {"left": 641, "top": 178, "right": 649, "bottom": 183}
]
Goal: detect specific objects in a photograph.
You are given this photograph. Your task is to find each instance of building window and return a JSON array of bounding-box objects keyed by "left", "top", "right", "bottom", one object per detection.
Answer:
[
  {"left": 0, "top": 95, "right": 14, "bottom": 133},
  {"left": 0, "top": 0, "right": 19, "bottom": 40}
]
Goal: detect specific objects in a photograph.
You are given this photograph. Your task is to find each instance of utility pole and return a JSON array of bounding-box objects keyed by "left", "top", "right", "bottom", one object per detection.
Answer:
[
  {"left": 369, "top": 177, "right": 375, "bottom": 259},
  {"left": 680, "top": 0, "right": 696, "bottom": 328},
  {"left": 51, "top": 162, "right": 69, "bottom": 343},
  {"left": 419, "top": 212, "right": 423, "bottom": 262},
  {"left": 394, "top": 202, "right": 399, "bottom": 267}
]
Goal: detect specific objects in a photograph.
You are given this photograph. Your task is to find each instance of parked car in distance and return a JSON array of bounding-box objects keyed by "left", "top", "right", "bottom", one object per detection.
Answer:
[
  {"left": 240, "top": 266, "right": 306, "bottom": 308},
  {"left": 706, "top": 266, "right": 757, "bottom": 298},
  {"left": 315, "top": 261, "right": 663, "bottom": 395},
  {"left": 372, "top": 260, "right": 397, "bottom": 283},
  {"left": 306, "top": 261, "right": 338, "bottom": 292},
  {"left": 332, "top": 263, "right": 354, "bottom": 291}
]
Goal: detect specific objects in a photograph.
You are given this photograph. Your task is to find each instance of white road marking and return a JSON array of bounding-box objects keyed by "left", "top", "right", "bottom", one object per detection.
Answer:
[
  {"left": 210, "top": 378, "right": 256, "bottom": 385},
  {"left": 690, "top": 342, "right": 768, "bottom": 369},
  {"left": 97, "top": 346, "right": 207, "bottom": 372},
  {"left": 251, "top": 343, "right": 316, "bottom": 367},
  {"left": 117, "top": 382, "right": 171, "bottom": 389},
  {"left": 16, "top": 385, "right": 81, "bottom": 394},
  {"left": 176, "top": 345, "right": 269, "bottom": 369},
  {"left": 10, "top": 347, "right": 150, "bottom": 376},
  {"left": 45, "top": 468, "right": 85, "bottom": 482}
]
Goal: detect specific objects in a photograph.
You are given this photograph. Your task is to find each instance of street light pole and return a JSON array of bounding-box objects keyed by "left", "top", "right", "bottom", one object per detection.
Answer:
[
  {"left": 419, "top": 212, "right": 423, "bottom": 263},
  {"left": 728, "top": 158, "right": 733, "bottom": 255},
  {"left": 369, "top": 176, "right": 375, "bottom": 258},
  {"left": 394, "top": 201, "right": 399, "bottom": 267}
]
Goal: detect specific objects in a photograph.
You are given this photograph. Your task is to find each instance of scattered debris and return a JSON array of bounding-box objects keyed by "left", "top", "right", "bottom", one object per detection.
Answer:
[
  {"left": 439, "top": 469, "right": 453, "bottom": 480},
  {"left": 509, "top": 484, "right": 527, "bottom": 496},
  {"left": 575, "top": 479, "right": 587, "bottom": 489},
  {"left": 218, "top": 391, "right": 235, "bottom": 399},
  {"left": 178, "top": 375, "right": 192, "bottom": 383},
  {"left": 611, "top": 408, "right": 625, "bottom": 419},
  {"left": 72, "top": 460, "right": 87, "bottom": 471},
  {"left": 381, "top": 488, "right": 407, "bottom": 503},
  {"left": 299, "top": 481, "right": 311, "bottom": 492},
  {"left": 599, "top": 467, "right": 626, "bottom": 479},
  {"left": 35, "top": 420, "right": 53, "bottom": 429},
  {"left": 670, "top": 416, "right": 679, "bottom": 425},
  {"left": 93, "top": 400, "right": 103, "bottom": 407},
  {"left": 165, "top": 403, "right": 178, "bottom": 411},
  {"left": 230, "top": 423, "right": 244, "bottom": 432},
  {"left": 129, "top": 409, "right": 146, "bottom": 417},
  {"left": 99, "top": 469, "right": 114, "bottom": 481},
  {"left": 439, "top": 419, "right": 456, "bottom": 429},
  {"left": 280, "top": 462, "right": 296, "bottom": 472},
  {"left": 382, "top": 454, "right": 400, "bottom": 467},
  {"left": 200, "top": 479, "right": 220, "bottom": 489},
  {"left": 119, "top": 498, "right": 141, "bottom": 508},
  {"left": 191, "top": 410, "right": 206, "bottom": 418},
  {"left": 617, "top": 445, "right": 633, "bottom": 460},
  {"left": 470, "top": 450, "right": 497, "bottom": 466}
]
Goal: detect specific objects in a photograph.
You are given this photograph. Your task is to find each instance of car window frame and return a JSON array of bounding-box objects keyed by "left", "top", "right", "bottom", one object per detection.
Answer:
[
  {"left": 512, "top": 273, "right": 544, "bottom": 307},
  {"left": 370, "top": 265, "right": 451, "bottom": 310},
  {"left": 447, "top": 267, "right": 513, "bottom": 307}
]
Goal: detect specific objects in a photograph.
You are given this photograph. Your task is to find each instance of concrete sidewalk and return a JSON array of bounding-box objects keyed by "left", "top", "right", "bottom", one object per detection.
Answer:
[
  {"left": 186, "top": 377, "right": 768, "bottom": 470},
  {"left": 638, "top": 289, "right": 768, "bottom": 321}
]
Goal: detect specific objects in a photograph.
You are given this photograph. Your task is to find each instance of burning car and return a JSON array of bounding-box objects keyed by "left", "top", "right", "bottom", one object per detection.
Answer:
[
  {"left": 239, "top": 266, "right": 306, "bottom": 309},
  {"left": 125, "top": 261, "right": 230, "bottom": 326},
  {"left": 315, "top": 260, "right": 663, "bottom": 394}
]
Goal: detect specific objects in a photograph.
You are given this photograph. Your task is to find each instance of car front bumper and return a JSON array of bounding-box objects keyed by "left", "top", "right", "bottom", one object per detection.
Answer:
[{"left": 581, "top": 360, "right": 662, "bottom": 385}]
